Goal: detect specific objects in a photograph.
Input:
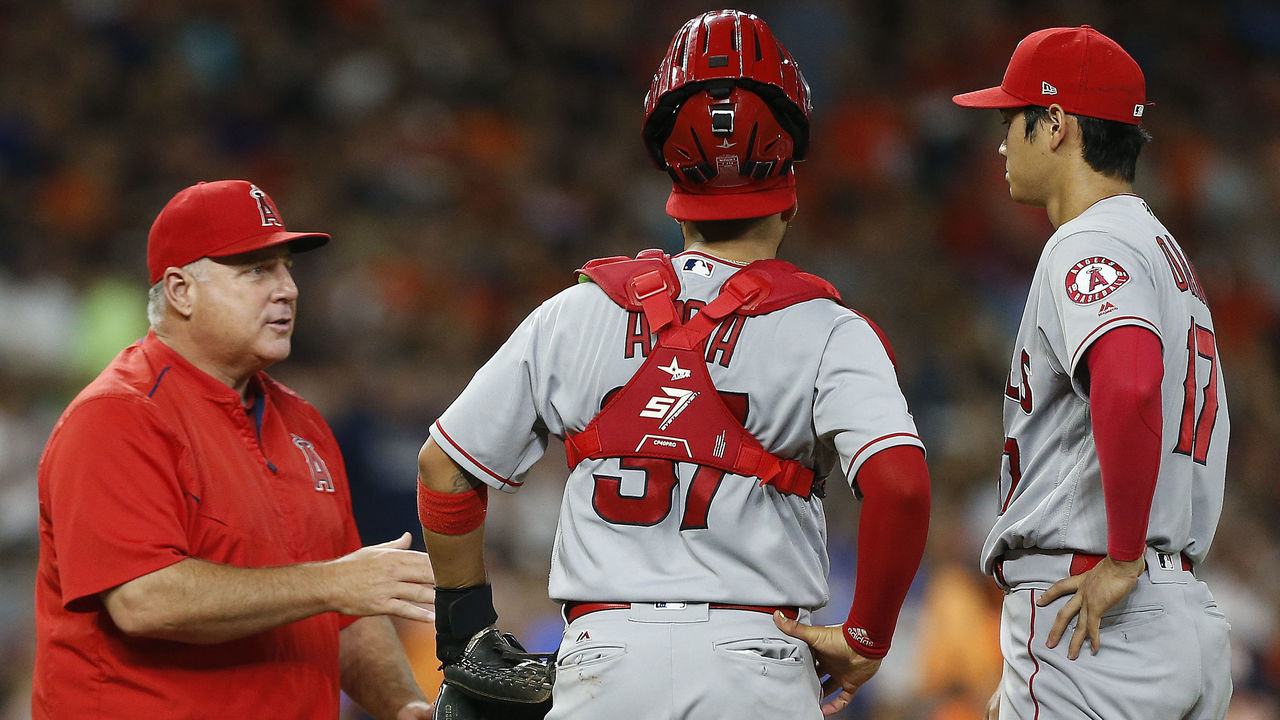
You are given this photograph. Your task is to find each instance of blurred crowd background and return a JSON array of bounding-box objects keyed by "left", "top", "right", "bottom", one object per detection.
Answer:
[{"left": 1, "top": 1, "right": 1278, "bottom": 718}]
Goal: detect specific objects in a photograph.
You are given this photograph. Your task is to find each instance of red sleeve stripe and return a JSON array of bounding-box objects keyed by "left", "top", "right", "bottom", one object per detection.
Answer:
[
  {"left": 1070, "top": 316, "right": 1160, "bottom": 372},
  {"left": 845, "top": 432, "right": 923, "bottom": 477},
  {"left": 432, "top": 420, "right": 523, "bottom": 487}
]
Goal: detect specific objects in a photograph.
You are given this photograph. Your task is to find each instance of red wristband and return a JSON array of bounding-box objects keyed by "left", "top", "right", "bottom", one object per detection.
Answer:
[{"left": 417, "top": 477, "right": 488, "bottom": 535}]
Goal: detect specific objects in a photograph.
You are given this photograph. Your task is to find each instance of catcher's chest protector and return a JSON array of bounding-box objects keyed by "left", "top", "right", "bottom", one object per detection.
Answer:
[{"left": 566, "top": 251, "right": 842, "bottom": 499}]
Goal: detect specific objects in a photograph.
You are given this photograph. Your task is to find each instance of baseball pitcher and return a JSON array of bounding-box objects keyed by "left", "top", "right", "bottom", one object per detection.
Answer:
[{"left": 953, "top": 25, "right": 1232, "bottom": 719}]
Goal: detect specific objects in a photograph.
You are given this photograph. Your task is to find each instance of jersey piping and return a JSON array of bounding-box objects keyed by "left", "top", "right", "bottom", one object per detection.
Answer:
[
  {"left": 1070, "top": 315, "right": 1161, "bottom": 372},
  {"left": 434, "top": 419, "right": 523, "bottom": 487}
]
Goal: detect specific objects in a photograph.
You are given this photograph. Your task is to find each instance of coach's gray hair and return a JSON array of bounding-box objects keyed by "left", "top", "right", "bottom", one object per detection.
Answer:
[{"left": 146, "top": 259, "right": 209, "bottom": 328}]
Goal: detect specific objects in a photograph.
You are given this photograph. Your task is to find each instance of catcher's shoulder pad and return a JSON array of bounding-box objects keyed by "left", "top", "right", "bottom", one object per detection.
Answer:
[
  {"left": 577, "top": 252, "right": 843, "bottom": 316},
  {"left": 442, "top": 627, "right": 555, "bottom": 705},
  {"left": 575, "top": 250, "right": 679, "bottom": 312},
  {"left": 728, "top": 259, "right": 843, "bottom": 315}
]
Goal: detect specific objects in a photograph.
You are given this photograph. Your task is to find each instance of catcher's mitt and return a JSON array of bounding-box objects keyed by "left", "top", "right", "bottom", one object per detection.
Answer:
[{"left": 433, "top": 627, "right": 556, "bottom": 720}]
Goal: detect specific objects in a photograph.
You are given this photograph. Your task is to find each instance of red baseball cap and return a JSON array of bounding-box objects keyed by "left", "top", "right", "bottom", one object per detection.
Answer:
[
  {"left": 147, "top": 180, "right": 330, "bottom": 284},
  {"left": 952, "top": 26, "right": 1147, "bottom": 125},
  {"left": 666, "top": 172, "right": 797, "bottom": 222}
]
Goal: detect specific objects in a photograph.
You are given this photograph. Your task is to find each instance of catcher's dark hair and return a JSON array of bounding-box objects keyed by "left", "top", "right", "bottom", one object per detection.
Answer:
[{"left": 1022, "top": 106, "right": 1152, "bottom": 183}]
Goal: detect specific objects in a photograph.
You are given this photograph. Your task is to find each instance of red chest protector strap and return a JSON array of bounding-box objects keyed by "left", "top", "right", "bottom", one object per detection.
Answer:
[{"left": 566, "top": 252, "right": 842, "bottom": 499}]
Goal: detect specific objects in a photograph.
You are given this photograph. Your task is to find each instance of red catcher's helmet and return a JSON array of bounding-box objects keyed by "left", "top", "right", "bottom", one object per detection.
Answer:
[{"left": 643, "top": 9, "right": 811, "bottom": 221}]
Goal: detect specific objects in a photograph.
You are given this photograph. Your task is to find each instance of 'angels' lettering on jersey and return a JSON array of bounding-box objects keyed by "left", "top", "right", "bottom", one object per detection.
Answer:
[
  {"left": 1003, "top": 349, "right": 1033, "bottom": 414},
  {"left": 625, "top": 302, "right": 747, "bottom": 367}
]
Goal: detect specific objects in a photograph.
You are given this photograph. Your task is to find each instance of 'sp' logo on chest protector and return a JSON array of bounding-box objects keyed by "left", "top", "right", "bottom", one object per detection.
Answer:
[{"left": 639, "top": 386, "right": 699, "bottom": 428}]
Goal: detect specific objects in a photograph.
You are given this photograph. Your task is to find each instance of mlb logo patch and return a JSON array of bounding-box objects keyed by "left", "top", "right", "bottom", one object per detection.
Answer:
[{"left": 682, "top": 257, "right": 714, "bottom": 278}]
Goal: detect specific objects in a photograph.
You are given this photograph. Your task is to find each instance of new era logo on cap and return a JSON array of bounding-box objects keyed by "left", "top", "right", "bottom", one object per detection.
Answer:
[{"left": 1041, "top": 81, "right": 1058, "bottom": 96}]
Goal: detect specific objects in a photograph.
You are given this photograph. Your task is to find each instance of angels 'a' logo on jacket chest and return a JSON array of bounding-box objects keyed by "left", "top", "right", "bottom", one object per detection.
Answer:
[{"left": 291, "top": 434, "right": 335, "bottom": 492}]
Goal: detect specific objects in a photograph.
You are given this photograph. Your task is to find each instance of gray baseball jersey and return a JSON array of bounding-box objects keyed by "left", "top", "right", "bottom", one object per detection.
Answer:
[
  {"left": 981, "top": 194, "right": 1229, "bottom": 574},
  {"left": 431, "top": 250, "right": 923, "bottom": 608}
]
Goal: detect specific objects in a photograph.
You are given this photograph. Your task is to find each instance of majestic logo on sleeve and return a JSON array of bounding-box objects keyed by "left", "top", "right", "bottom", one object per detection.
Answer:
[
  {"left": 1065, "top": 257, "right": 1129, "bottom": 304},
  {"left": 291, "top": 434, "right": 335, "bottom": 492}
]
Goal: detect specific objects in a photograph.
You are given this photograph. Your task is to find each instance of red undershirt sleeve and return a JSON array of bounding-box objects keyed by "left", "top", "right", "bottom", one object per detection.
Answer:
[
  {"left": 1085, "top": 325, "right": 1164, "bottom": 562},
  {"left": 843, "top": 445, "right": 930, "bottom": 658}
]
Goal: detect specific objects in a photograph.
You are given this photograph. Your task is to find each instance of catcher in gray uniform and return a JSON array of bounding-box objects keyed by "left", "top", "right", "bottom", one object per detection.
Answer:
[
  {"left": 953, "top": 26, "right": 1232, "bottom": 719},
  {"left": 416, "top": 9, "right": 932, "bottom": 720}
]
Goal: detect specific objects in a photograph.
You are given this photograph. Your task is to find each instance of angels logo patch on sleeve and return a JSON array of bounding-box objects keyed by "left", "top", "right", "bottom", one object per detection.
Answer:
[{"left": 1065, "top": 256, "right": 1129, "bottom": 304}]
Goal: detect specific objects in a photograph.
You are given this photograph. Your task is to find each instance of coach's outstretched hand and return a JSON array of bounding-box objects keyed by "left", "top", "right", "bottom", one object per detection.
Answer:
[
  {"left": 325, "top": 533, "right": 437, "bottom": 623},
  {"left": 774, "top": 611, "right": 882, "bottom": 716}
]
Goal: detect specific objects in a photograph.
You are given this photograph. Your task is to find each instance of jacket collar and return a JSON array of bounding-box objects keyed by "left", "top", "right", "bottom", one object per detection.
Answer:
[{"left": 140, "top": 329, "right": 267, "bottom": 406}]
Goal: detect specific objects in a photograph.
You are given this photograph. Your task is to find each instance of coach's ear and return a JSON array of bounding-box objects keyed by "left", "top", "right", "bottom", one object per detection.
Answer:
[{"left": 163, "top": 266, "right": 198, "bottom": 319}]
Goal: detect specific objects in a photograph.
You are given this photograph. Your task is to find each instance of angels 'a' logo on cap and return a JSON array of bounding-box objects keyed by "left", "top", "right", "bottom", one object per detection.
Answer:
[
  {"left": 1065, "top": 256, "right": 1129, "bottom": 304},
  {"left": 249, "top": 184, "right": 284, "bottom": 228}
]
